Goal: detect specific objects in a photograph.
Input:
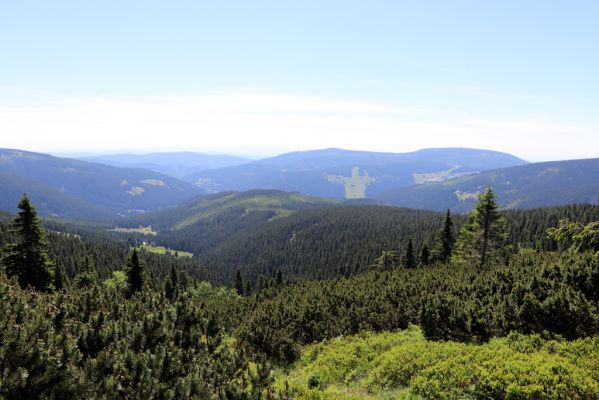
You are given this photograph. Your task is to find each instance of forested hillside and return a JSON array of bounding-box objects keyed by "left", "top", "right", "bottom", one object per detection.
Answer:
[
  {"left": 0, "top": 215, "right": 217, "bottom": 285},
  {"left": 1, "top": 193, "right": 599, "bottom": 399},
  {"left": 126, "top": 193, "right": 599, "bottom": 285},
  {"left": 183, "top": 148, "right": 526, "bottom": 199},
  {"left": 380, "top": 157, "right": 599, "bottom": 212},
  {"left": 0, "top": 149, "right": 205, "bottom": 219}
]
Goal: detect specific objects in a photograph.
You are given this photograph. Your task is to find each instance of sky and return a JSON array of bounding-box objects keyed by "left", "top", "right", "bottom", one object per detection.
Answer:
[{"left": 0, "top": 1, "right": 598, "bottom": 161}]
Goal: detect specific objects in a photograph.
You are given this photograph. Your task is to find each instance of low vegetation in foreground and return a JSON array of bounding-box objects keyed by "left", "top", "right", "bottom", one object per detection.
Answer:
[
  {"left": 275, "top": 326, "right": 599, "bottom": 399},
  {"left": 1, "top": 191, "right": 599, "bottom": 399}
]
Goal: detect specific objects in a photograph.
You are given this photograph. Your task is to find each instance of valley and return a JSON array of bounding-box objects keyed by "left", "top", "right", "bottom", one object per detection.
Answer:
[
  {"left": 1, "top": 148, "right": 599, "bottom": 399},
  {"left": 3, "top": 3, "right": 598, "bottom": 398}
]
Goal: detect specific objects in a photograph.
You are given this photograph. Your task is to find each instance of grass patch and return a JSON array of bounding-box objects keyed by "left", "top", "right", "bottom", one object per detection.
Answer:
[
  {"left": 110, "top": 226, "right": 157, "bottom": 235},
  {"left": 136, "top": 243, "right": 193, "bottom": 258}
]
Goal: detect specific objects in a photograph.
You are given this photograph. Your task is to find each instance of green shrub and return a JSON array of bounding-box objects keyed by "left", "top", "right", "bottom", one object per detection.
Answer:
[{"left": 276, "top": 327, "right": 599, "bottom": 400}]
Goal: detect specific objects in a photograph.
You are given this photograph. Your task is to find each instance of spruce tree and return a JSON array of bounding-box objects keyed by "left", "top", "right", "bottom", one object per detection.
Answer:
[
  {"left": 54, "top": 266, "right": 65, "bottom": 290},
  {"left": 403, "top": 239, "right": 416, "bottom": 268},
  {"left": 235, "top": 269, "right": 244, "bottom": 295},
  {"left": 245, "top": 280, "right": 252, "bottom": 296},
  {"left": 125, "top": 249, "right": 146, "bottom": 295},
  {"left": 276, "top": 269, "right": 283, "bottom": 286},
  {"left": 434, "top": 209, "right": 455, "bottom": 263},
  {"left": 74, "top": 256, "right": 98, "bottom": 289},
  {"left": 419, "top": 243, "right": 431, "bottom": 266},
  {"left": 2, "top": 194, "right": 54, "bottom": 291},
  {"left": 453, "top": 187, "right": 509, "bottom": 268},
  {"left": 164, "top": 265, "right": 178, "bottom": 300}
]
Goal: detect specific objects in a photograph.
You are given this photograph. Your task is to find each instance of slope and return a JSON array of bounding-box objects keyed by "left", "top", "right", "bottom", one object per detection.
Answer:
[
  {"left": 183, "top": 147, "right": 527, "bottom": 199},
  {"left": 379, "top": 158, "right": 599, "bottom": 212},
  {"left": 0, "top": 171, "right": 113, "bottom": 220},
  {"left": 81, "top": 151, "right": 251, "bottom": 178},
  {"left": 0, "top": 149, "right": 205, "bottom": 219},
  {"left": 116, "top": 189, "right": 340, "bottom": 256},
  {"left": 131, "top": 198, "right": 599, "bottom": 286}
]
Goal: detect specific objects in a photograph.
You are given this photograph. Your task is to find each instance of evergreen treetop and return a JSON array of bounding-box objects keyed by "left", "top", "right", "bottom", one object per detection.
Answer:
[
  {"left": 419, "top": 243, "right": 431, "bottom": 266},
  {"left": 235, "top": 269, "right": 244, "bottom": 295},
  {"left": 433, "top": 209, "right": 455, "bottom": 263},
  {"left": 74, "top": 255, "right": 98, "bottom": 289},
  {"left": 2, "top": 194, "right": 55, "bottom": 292},
  {"left": 125, "top": 248, "right": 146, "bottom": 295},
  {"left": 453, "top": 187, "right": 509, "bottom": 268},
  {"left": 403, "top": 239, "right": 416, "bottom": 268}
]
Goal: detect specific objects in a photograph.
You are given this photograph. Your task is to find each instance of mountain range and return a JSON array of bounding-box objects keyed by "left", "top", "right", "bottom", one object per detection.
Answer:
[
  {"left": 80, "top": 152, "right": 251, "bottom": 178},
  {"left": 0, "top": 149, "right": 204, "bottom": 219},
  {"left": 379, "top": 158, "right": 599, "bottom": 212},
  {"left": 182, "top": 147, "right": 528, "bottom": 199},
  {"left": 1, "top": 147, "right": 598, "bottom": 220}
]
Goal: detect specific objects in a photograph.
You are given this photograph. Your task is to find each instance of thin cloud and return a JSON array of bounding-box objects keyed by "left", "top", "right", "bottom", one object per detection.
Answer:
[{"left": 0, "top": 90, "right": 594, "bottom": 161}]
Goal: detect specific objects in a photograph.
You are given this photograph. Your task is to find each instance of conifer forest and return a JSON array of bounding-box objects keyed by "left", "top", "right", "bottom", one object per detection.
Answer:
[
  {"left": 1, "top": 190, "right": 599, "bottom": 399},
  {"left": 4, "top": 3, "right": 599, "bottom": 398}
]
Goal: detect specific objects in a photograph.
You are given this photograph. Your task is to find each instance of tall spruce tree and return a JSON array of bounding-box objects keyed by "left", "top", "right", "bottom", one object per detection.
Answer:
[
  {"left": 164, "top": 265, "right": 178, "bottom": 300},
  {"left": 419, "top": 243, "right": 431, "bottom": 266},
  {"left": 125, "top": 249, "right": 146, "bottom": 295},
  {"left": 403, "top": 239, "right": 416, "bottom": 268},
  {"left": 2, "top": 194, "right": 54, "bottom": 291},
  {"left": 434, "top": 209, "right": 455, "bottom": 263},
  {"left": 235, "top": 269, "right": 244, "bottom": 295},
  {"left": 54, "top": 266, "right": 65, "bottom": 290},
  {"left": 453, "top": 187, "right": 509, "bottom": 268}
]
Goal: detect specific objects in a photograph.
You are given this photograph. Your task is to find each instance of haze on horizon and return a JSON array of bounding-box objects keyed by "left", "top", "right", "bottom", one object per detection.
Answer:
[{"left": 1, "top": 1, "right": 598, "bottom": 162}]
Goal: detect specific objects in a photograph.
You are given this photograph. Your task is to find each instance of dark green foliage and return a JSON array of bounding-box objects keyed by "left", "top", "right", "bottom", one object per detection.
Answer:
[
  {"left": 433, "top": 209, "right": 454, "bottom": 263},
  {"left": 504, "top": 203, "right": 599, "bottom": 251},
  {"left": 125, "top": 249, "right": 146, "bottom": 295},
  {"left": 0, "top": 273, "right": 274, "bottom": 399},
  {"left": 2, "top": 196, "right": 599, "bottom": 397},
  {"left": 403, "top": 239, "right": 416, "bottom": 268},
  {"left": 240, "top": 250, "right": 599, "bottom": 362},
  {"left": 2, "top": 194, "right": 55, "bottom": 291},
  {"left": 54, "top": 265, "right": 65, "bottom": 290},
  {"left": 165, "top": 264, "right": 179, "bottom": 300},
  {"left": 235, "top": 269, "right": 244, "bottom": 296},
  {"left": 73, "top": 256, "right": 99, "bottom": 289},
  {"left": 200, "top": 205, "right": 445, "bottom": 284},
  {"left": 419, "top": 243, "right": 431, "bottom": 266},
  {"left": 116, "top": 193, "right": 599, "bottom": 286},
  {"left": 453, "top": 188, "right": 509, "bottom": 268}
]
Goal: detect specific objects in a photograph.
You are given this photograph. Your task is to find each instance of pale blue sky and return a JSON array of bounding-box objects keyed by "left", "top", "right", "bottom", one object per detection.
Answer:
[{"left": 1, "top": 1, "right": 598, "bottom": 160}]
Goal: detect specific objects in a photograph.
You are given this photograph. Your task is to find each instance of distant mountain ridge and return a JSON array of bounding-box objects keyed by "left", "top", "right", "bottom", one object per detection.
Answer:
[
  {"left": 378, "top": 158, "right": 599, "bottom": 212},
  {"left": 183, "top": 147, "right": 528, "bottom": 199},
  {"left": 0, "top": 149, "right": 205, "bottom": 219},
  {"left": 80, "top": 152, "right": 251, "bottom": 178}
]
